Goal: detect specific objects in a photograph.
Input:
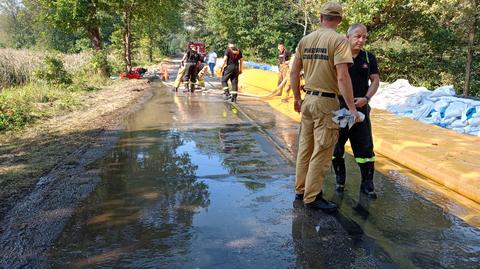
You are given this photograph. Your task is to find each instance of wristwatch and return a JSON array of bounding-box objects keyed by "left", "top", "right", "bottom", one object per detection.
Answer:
[{"left": 364, "top": 95, "right": 370, "bottom": 102}]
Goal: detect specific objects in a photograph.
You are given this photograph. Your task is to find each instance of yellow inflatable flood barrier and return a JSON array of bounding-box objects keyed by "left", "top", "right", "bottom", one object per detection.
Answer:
[{"left": 239, "top": 68, "right": 480, "bottom": 204}]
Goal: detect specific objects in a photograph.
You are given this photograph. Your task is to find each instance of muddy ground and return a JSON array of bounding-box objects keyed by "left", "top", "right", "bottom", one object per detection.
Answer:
[
  {"left": 0, "top": 80, "right": 153, "bottom": 218},
  {"left": 0, "top": 74, "right": 157, "bottom": 267}
]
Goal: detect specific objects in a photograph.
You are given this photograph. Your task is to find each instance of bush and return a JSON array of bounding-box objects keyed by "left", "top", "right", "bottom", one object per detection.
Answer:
[
  {"left": 34, "top": 55, "right": 73, "bottom": 85},
  {"left": 0, "top": 97, "right": 34, "bottom": 131}
]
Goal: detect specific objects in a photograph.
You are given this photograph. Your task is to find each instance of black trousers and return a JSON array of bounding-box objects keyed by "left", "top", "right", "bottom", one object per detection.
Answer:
[
  {"left": 333, "top": 98, "right": 374, "bottom": 161},
  {"left": 184, "top": 62, "right": 197, "bottom": 84},
  {"left": 221, "top": 65, "right": 239, "bottom": 92}
]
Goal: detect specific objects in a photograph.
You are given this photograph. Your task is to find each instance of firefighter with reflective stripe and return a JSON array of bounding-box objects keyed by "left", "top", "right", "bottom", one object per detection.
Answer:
[
  {"left": 220, "top": 39, "right": 243, "bottom": 102},
  {"left": 183, "top": 43, "right": 202, "bottom": 93},
  {"left": 332, "top": 23, "right": 380, "bottom": 199}
]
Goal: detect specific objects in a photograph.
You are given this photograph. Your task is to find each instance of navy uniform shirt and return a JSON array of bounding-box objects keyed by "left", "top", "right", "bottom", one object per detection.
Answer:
[
  {"left": 186, "top": 49, "right": 201, "bottom": 63},
  {"left": 224, "top": 47, "right": 243, "bottom": 66},
  {"left": 349, "top": 50, "right": 379, "bottom": 97}
]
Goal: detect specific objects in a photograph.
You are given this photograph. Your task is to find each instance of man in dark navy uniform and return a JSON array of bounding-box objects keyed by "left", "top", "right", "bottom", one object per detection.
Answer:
[
  {"left": 183, "top": 43, "right": 202, "bottom": 93},
  {"left": 220, "top": 39, "right": 243, "bottom": 102},
  {"left": 332, "top": 23, "right": 380, "bottom": 199}
]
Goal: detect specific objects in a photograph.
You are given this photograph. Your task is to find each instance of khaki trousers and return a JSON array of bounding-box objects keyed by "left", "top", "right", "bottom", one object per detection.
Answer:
[
  {"left": 277, "top": 64, "right": 289, "bottom": 95},
  {"left": 174, "top": 65, "right": 186, "bottom": 88},
  {"left": 295, "top": 94, "right": 339, "bottom": 204}
]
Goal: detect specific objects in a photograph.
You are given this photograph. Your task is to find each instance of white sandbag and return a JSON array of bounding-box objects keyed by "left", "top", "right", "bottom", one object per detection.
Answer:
[
  {"left": 444, "top": 101, "right": 467, "bottom": 119},
  {"left": 464, "top": 125, "right": 480, "bottom": 134},
  {"left": 442, "top": 117, "right": 457, "bottom": 125},
  {"left": 412, "top": 101, "right": 434, "bottom": 120},
  {"left": 468, "top": 117, "right": 480, "bottom": 127},
  {"left": 450, "top": 120, "right": 467, "bottom": 128},
  {"left": 430, "top": 111, "right": 442, "bottom": 124},
  {"left": 429, "top": 85, "right": 455, "bottom": 98},
  {"left": 434, "top": 99, "right": 450, "bottom": 113},
  {"left": 461, "top": 106, "right": 477, "bottom": 122},
  {"left": 452, "top": 127, "right": 465, "bottom": 133}
]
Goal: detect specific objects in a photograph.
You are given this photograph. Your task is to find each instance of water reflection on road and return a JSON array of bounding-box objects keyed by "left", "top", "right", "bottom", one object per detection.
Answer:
[{"left": 49, "top": 82, "right": 479, "bottom": 268}]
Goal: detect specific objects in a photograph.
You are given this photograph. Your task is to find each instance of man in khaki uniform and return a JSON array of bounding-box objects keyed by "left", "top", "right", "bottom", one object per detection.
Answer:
[{"left": 290, "top": 2, "right": 361, "bottom": 212}]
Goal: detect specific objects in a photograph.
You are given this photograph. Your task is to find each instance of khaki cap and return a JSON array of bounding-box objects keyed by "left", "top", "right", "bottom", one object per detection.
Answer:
[{"left": 320, "top": 2, "right": 343, "bottom": 17}]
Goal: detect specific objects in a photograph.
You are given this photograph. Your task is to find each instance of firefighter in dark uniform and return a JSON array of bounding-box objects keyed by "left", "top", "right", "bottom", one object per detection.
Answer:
[
  {"left": 220, "top": 39, "right": 243, "bottom": 102},
  {"left": 184, "top": 43, "right": 202, "bottom": 93},
  {"left": 332, "top": 23, "right": 380, "bottom": 199}
]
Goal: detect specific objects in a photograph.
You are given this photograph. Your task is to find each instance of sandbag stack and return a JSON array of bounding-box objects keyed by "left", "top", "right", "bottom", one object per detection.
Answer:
[{"left": 370, "top": 79, "right": 480, "bottom": 136}]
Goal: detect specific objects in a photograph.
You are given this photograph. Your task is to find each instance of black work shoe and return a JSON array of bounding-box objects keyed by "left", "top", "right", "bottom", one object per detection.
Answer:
[
  {"left": 335, "top": 184, "right": 345, "bottom": 192},
  {"left": 305, "top": 197, "right": 338, "bottom": 213},
  {"left": 361, "top": 189, "right": 378, "bottom": 199},
  {"left": 295, "top": 193, "right": 304, "bottom": 201}
]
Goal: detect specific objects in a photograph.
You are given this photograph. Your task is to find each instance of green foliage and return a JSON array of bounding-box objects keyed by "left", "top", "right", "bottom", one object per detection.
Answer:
[
  {"left": 34, "top": 55, "right": 73, "bottom": 85},
  {"left": 0, "top": 96, "right": 34, "bottom": 131},
  {"left": 205, "top": 0, "right": 303, "bottom": 62},
  {"left": 89, "top": 49, "right": 111, "bottom": 75}
]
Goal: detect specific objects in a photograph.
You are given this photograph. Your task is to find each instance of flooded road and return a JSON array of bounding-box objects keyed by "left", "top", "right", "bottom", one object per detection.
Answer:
[{"left": 49, "top": 82, "right": 480, "bottom": 268}]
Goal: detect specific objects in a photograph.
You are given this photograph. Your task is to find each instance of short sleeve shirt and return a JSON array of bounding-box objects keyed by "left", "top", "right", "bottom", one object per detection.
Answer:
[
  {"left": 349, "top": 50, "right": 379, "bottom": 97},
  {"left": 224, "top": 47, "right": 243, "bottom": 66},
  {"left": 294, "top": 28, "right": 353, "bottom": 95},
  {"left": 207, "top": 52, "right": 217, "bottom": 64}
]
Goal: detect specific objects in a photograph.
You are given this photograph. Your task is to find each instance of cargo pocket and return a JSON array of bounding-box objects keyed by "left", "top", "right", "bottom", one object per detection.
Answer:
[{"left": 314, "top": 114, "right": 339, "bottom": 150}]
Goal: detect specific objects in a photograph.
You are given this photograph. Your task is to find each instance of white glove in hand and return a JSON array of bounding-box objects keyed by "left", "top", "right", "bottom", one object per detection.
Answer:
[{"left": 332, "top": 108, "right": 365, "bottom": 129}]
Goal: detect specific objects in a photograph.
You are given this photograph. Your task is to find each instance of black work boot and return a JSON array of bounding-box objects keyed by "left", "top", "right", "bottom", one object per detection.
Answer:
[
  {"left": 231, "top": 93, "right": 237, "bottom": 103},
  {"left": 305, "top": 191, "right": 338, "bottom": 213},
  {"left": 294, "top": 193, "right": 304, "bottom": 201},
  {"left": 359, "top": 162, "right": 377, "bottom": 199},
  {"left": 332, "top": 157, "right": 346, "bottom": 192},
  {"left": 223, "top": 88, "right": 231, "bottom": 100}
]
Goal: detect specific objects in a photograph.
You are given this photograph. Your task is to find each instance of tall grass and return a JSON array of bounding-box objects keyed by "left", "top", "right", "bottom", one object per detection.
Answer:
[
  {"left": 0, "top": 49, "right": 92, "bottom": 89},
  {"left": 0, "top": 49, "right": 103, "bottom": 132}
]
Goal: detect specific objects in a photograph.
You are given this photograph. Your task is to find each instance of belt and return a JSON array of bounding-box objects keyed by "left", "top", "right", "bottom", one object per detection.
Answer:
[{"left": 303, "top": 90, "right": 336, "bottom": 98}]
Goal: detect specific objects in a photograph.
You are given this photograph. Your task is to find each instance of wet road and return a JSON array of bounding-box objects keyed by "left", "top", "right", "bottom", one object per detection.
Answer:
[{"left": 49, "top": 81, "right": 480, "bottom": 268}]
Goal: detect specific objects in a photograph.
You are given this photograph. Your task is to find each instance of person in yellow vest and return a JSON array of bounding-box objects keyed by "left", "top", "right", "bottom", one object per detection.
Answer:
[{"left": 290, "top": 2, "right": 362, "bottom": 212}]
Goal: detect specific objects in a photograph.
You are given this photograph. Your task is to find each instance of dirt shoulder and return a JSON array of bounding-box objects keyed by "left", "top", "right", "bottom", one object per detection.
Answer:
[{"left": 0, "top": 79, "right": 153, "bottom": 220}]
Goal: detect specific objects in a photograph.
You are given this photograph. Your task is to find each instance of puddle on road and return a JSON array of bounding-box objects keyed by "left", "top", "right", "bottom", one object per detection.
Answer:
[
  {"left": 48, "top": 126, "right": 300, "bottom": 268},
  {"left": 49, "top": 85, "right": 479, "bottom": 268}
]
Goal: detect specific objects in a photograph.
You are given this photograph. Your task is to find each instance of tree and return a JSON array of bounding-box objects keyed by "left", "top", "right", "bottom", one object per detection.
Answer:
[
  {"left": 287, "top": 0, "right": 324, "bottom": 36},
  {"left": 463, "top": 0, "right": 478, "bottom": 96},
  {"left": 36, "top": 0, "right": 111, "bottom": 75},
  {"left": 205, "top": 0, "right": 302, "bottom": 62}
]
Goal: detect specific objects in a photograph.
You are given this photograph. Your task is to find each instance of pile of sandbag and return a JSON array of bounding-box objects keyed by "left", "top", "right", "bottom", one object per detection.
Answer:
[
  {"left": 370, "top": 79, "right": 480, "bottom": 136},
  {"left": 243, "top": 61, "right": 278, "bottom": 72}
]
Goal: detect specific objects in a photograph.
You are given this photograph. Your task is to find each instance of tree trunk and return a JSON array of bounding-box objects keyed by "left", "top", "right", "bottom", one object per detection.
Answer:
[
  {"left": 463, "top": 0, "right": 478, "bottom": 96},
  {"left": 87, "top": 26, "right": 103, "bottom": 51},
  {"left": 123, "top": 9, "right": 133, "bottom": 74},
  {"left": 303, "top": 9, "right": 308, "bottom": 36},
  {"left": 148, "top": 32, "right": 153, "bottom": 63},
  {"left": 87, "top": 26, "right": 109, "bottom": 77}
]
